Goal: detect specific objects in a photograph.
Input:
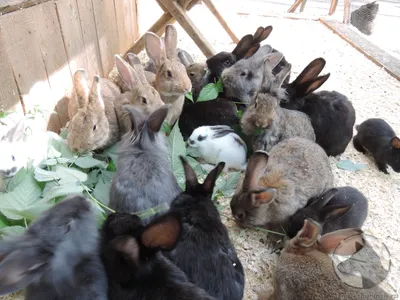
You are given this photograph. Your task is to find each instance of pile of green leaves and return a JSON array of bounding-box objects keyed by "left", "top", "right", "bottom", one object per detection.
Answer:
[{"left": 0, "top": 118, "right": 240, "bottom": 239}]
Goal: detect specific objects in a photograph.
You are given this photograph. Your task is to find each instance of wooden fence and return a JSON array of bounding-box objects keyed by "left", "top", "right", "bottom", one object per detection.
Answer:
[{"left": 0, "top": 0, "right": 139, "bottom": 132}]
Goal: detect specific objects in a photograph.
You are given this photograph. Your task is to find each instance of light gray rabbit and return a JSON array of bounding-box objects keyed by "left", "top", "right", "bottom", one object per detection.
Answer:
[
  {"left": 221, "top": 45, "right": 283, "bottom": 105},
  {"left": 241, "top": 63, "right": 315, "bottom": 152},
  {"left": 109, "top": 104, "right": 181, "bottom": 224},
  {"left": 0, "top": 195, "right": 107, "bottom": 300},
  {"left": 268, "top": 219, "right": 392, "bottom": 300},
  {"left": 230, "top": 137, "right": 333, "bottom": 229}
]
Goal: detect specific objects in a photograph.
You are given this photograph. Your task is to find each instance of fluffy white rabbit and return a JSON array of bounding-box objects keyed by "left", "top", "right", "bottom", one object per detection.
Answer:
[{"left": 187, "top": 125, "right": 247, "bottom": 171}]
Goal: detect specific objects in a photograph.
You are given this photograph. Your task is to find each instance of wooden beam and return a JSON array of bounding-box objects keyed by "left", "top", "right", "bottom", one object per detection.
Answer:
[
  {"left": 287, "top": 0, "right": 304, "bottom": 13},
  {"left": 159, "top": 0, "right": 216, "bottom": 58},
  {"left": 203, "top": 0, "right": 239, "bottom": 44},
  {"left": 329, "top": 0, "right": 338, "bottom": 15},
  {"left": 300, "top": 0, "right": 307, "bottom": 12},
  {"left": 0, "top": 0, "right": 52, "bottom": 15},
  {"left": 343, "top": 0, "right": 351, "bottom": 24}
]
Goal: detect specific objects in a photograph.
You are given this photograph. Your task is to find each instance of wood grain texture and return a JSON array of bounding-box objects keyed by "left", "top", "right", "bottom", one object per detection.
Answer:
[{"left": 114, "top": 0, "right": 137, "bottom": 54}]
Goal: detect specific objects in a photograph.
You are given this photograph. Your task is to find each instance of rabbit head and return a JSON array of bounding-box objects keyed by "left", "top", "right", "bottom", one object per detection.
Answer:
[
  {"left": 0, "top": 195, "right": 98, "bottom": 295},
  {"left": 67, "top": 70, "right": 111, "bottom": 153},
  {"left": 230, "top": 151, "right": 278, "bottom": 228},
  {"left": 222, "top": 50, "right": 284, "bottom": 104},
  {"left": 145, "top": 25, "right": 192, "bottom": 97}
]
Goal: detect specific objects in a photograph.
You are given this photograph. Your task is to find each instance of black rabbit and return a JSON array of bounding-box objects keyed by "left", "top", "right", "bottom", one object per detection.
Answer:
[
  {"left": 0, "top": 196, "right": 107, "bottom": 300},
  {"left": 353, "top": 118, "right": 400, "bottom": 173},
  {"left": 100, "top": 211, "right": 216, "bottom": 300},
  {"left": 287, "top": 186, "right": 368, "bottom": 238},
  {"left": 164, "top": 157, "right": 245, "bottom": 300}
]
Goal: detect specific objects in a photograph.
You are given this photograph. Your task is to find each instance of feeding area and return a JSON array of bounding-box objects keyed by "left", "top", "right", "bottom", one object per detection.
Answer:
[{"left": 0, "top": 0, "right": 399, "bottom": 299}]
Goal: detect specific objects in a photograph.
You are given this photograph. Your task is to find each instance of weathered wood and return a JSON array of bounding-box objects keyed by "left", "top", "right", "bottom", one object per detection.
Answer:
[
  {"left": 203, "top": 0, "right": 239, "bottom": 44},
  {"left": 343, "top": 0, "right": 351, "bottom": 24},
  {"left": 300, "top": 0, "right": 307, "bottom": 12},
  {"left": 114, "top": 0, "right": 138, "bottom": 54},
  {"left": 76, "top": 0, "right": 103, "bottom": 77},
  {"left": 287, "top": 0, "right": 304, "bottom": 13},
  {"left": 159, "top": 0, "right": 216, "bottom": 58},
  {"left": 0, "top": 0, "right": 52, "bottom": 15},
  {"left": 92, "top": 0, "right": 120, "bottom": 76},
  {"left": 329, "top": 0, "right": 338, "bottom": 15}
]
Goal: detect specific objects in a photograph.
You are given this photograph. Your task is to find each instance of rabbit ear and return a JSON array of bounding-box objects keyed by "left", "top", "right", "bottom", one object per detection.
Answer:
[
  {"left": 73, "top": 69, "right": 90, "bottom": 109},
  {"left": 88, "top": 76, "right": 104, "bottom": 109},
  {"left": 177, "top": 50, "right": 192, "bottom": 67},
  {"left": 232, "top": 34, "right": 254, "bottom": 59},
  {"left": 272, "top": 63, "right": 292, "bottom": 90},
  {"left": 115, "top": 54, "right": 140, "bottom": 90},
  {"left": 0, "top": 243, "right": 48, "bottom": 295},
  {"left": 180, "top": 156, "right": 199, "bottom": 190},
  {"left": 126, "top": 53, "right": 148, "bottom": 85},
  {"left": 141, "top": 212, "right": 181, "bottom": 250},
  {"left": 124, "top": 105, "right": 146, "bottom": 135},
  {"left": 3, "top": 120, "right": 26, "bottom": 143},
  {"left": 293, "top": 218, "right": 322, "bottom": 248},
  {"left": 126, "top": 52, "right": 142, "bottom": 66},
  {"left": 319, "top": 228, "right": 364, "bottom": 255},
  {"left": 251, "top": 188, "right": 277, "bottom": 206},
  {"left": 145, "top": 32, "right": 166, "bottom": 70},
  {"left": 320, "top": 204, "right": 353, "bottom": 221},
  {"left": 263, "top": 52, "right": 284, "bottom": 70},
  {"left": 291, "top": 58, "right": 326, "bottom": 88},
  {"left": 253, "top": 27, "right": 264, "bottom": 40},
  {"left": 202, "top": 162, "right": 225, "bottom": 196},
  {"left": 242, "top": 45, "right": 260, "bottom": 59},
  {"left": 164, "top": 25, "right": 178, "bottom": 59},
  {"left": 112, "top": 235, "right": 141, "bottom": 264},
  {"left": 251, "top": 45, "right": 273, "bottom": 61},
  {"left": 254, "top": 26, "right": 273, "bottom": 42},
  {"left": 147, "top": 104, "right": 170, "bottom": 133},
  {"left": 390, "top": 136, "right": 400, "bottom": 149},
  {"left": 242, "top": 151, "right": 269, "bottom": 191},
  {"left": 296, "top": 74, "right": 330, "bottom": 97},
  {"left": 309, "top": 188, "right": 339, "bottom": 210}
]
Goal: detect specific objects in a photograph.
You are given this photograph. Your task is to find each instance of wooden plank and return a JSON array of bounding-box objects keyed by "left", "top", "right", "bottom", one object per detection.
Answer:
[
  {"left": 92, "top": 0, "right": 120, "bottom": 76},
  {"left": 343, "top": 0, "right": 351, "bottom": 24},
  {"left": 76, "top": 0, "right": 103, "bottom": 78},
  {"left": 329, "top": 0, "right": 338, "bottom": 15},
  {"left": 203, "top": 0, "right": 239, "bottom": 44},
  {"left": 131, "top": 0, "right": 139, "bottom": 40},
  {"left": 0, "top": 0, "right": 52, "bottom": 15},
  {"left": 159, "top": 0, "right": 216, "bottom": 58},
  {"left": 114, "top": 0, "right": 135, "bottom": 54},
  {"left": 0, "top": 26, "right": 22, "bottom": 112},
  {"left": 288, "top": 0, "right": 304, "bottom": 13}
]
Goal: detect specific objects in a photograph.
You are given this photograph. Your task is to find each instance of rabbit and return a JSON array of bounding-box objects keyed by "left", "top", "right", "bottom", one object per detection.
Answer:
[
  {"left": 279, "top": 58, "right": 356, "bottom": 156},
  {"left": 184, "top": 61, "right": 208, "bottom": 101},
  {"left": 163, "top": 157, "right": 245, "bottom": 300},
  {"left": 113, "top": 54, "right": 165, "bottom": 135},
  {"left": 109, "top": 104, "right": 181, "bottom": 224},
  {"left": 0, "top": 195, "right": 107, "bottom": 300},
  {"left": 67, "top": 69, "right": 120, "bottom": 153},
  {"left": 187, "top": 125, "right": 247, "bottom": 171},
  {"left": 222, "top": 49, "right": 285, "bottom": 105},
  {"left": 100, "top": 211, "right": 216, "bottom": 300},
  {"left": 287, "top": 186, "right": 368, "bottom": 238},
  {"left": 230, "top": 137, "right": 334, "bottom": 229},
  {"left": 269, "top": 219, "right": 392, "bottom": 300},
  {"left": 241, "top": 63, "right": 315, "bottom": 152},
  {"left": 145, "top": 25, "right": 192, "bottom": 125},
  {"left": 353, "top": 118, "right": 400, "bottom": 174}
]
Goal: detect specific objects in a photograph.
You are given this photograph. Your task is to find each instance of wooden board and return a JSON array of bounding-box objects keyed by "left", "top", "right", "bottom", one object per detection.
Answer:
[
  {"left": 114, "top": 0, "right": 137, "bottom": 54},
  {"left": 92, "top": 0, "right": 120, "bottom": 76}
]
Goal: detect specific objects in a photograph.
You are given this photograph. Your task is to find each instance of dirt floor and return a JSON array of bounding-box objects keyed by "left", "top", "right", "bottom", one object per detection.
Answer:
[{"left": 2, "top": 2, "right": 400, "bottom": 300}]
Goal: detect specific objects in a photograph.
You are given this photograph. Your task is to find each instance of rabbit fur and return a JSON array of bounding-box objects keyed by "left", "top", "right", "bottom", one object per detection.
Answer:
[
  {"left": 187, "top": 125, "right": 247, "bottom": 171},
  {"left": 164, "top": 157, "right": 245, "bottom": 300},
  {"left": 353, "top": 118, "right": 400, "bottom": 174},
  {"left": 114, "top": 53, "right": 165, "bottom": 135},
  {"left": 241, "top": 63, "right": 315, "bottom": 152},
  {"left": 100, "top": 211, "right": 216, "bottom": 300},
  {"left": 280, "top": 58, "right": 356, "bottom": 156},
  {"left": 0, "top": 195, "right": 107, "bottom": 300},
  {"left": 145, "top": 25, "right": 192, "bottom": 125},
  {"left": 67, "top": 70, "right": 120, "bottom": 153},
  {"left": 270, "top": 219, "right": 392, "bottom": 300},
  {"left": 287, "top": 186, "right": 369, "bottom": 238},
  {"left": 109, "top": 104, "right": 181, "bottom": 224},
  {"left": 230, "top": 137, "right": 333, "bottom": 228}
]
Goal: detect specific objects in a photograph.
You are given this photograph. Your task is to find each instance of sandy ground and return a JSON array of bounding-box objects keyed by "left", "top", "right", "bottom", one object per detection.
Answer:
[{"left": 2, "top": 1, "right": 400, "bottom": 299}]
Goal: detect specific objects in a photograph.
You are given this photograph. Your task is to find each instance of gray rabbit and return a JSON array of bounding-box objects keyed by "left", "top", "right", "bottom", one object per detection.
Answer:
[{"left": 0, "top": 195, "right": 107, "bottom": 300}]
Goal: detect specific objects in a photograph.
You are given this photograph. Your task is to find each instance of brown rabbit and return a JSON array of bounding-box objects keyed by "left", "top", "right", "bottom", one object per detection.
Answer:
[
  {"left": 269, "top": 219, "right": 392, "bottom": 300},
  {"left": 185, "top": 62, "right": 207, "bottom": 101},
  {"left": 67, "top": 70, "right": 120, "bottom": 153},
  {"left": 144, "top": 25, "right": 192, "bottom": 125},
  {"left": 241, "top": 63, "right": 315, "bottom": 152},
  {"left": 113, "top": 54, "right": 165, "bottom": 135},
  {"left": 230, "top": 138, "right": 333, "bottom": 229}
]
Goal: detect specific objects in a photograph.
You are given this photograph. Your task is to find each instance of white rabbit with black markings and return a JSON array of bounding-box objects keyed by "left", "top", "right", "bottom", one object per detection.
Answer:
[{"left": 187, "top": 125, "right": 247, "bottom": 171}]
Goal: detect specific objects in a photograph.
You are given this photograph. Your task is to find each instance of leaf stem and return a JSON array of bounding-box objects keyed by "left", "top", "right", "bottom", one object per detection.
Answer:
[{"left": 81, "top": 184, "right": 115, "bottom": 213}]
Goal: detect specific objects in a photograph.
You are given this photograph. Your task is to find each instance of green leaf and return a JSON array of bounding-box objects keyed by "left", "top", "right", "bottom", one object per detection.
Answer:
[
  {"left": 336, "top": 160, "right": 366, "bottom": 171},
  {"left": 215, "top": 77, "right": 223, "bottom": 92},
  {"left": 185, "top": 92, "right": 194, "bottom": 102},
  {"left": 213, "top": 172, "right": 241, "bottom": 199},
  {"left": 42, "top": 181, "right": 84, "bottom": 202},
  {"left": 34, "top": 168, "right": 61, "bottom": 182},
  {"left": 0, "top": 214, "right": 9, "bottom": 228},
  {"left": 3, "top": 203, "right": 53, "bottom": 220},
  {"left": 47, "top": 145, "right": 61, "bottom": 159},
  {"left": 107, "top": 160, "right": 116, "bottom": 172},
  {"left": 85, "top": 169, "right": 101, "bottom": 187},
  {"left": 54, "top": 165, "right": 88, "bottom": 185},
  {"left": 47, "top": 134, "right": 76, "bottom": 159},
  {"left": 74, "top": 155, "right": 108, "bottom": 169},
  {"left": 161, "top": 121, "right": 172, "bottom": 135},
  {"left": 3, "top": 167, "right": 27, "bottom": 192},
  {"left": 197, "top": 82, "right": 220, "bottom": 102},
  {"left": 103, "top": 142, "right": 119, "bottom": 164},
  {"left": 59, "top": 127, "right": 68, "bottom": 139},
  {"left": 168, "top": 123, "right": 187, "bottom": 189},
  {"left": 237, "top": 110, "right": 243, "bottom": 119},
  {"left": 254, "top": 128, "right": 264, "bottom": 136},
  {"left": 0, "top": 226, "right": 25, "bottom": 240},
  {"left": 92, "top": 172, "right": 113, "bottom": 206},
  {"left": 186, "top": 146, "right": 201, "bottom": 158}
]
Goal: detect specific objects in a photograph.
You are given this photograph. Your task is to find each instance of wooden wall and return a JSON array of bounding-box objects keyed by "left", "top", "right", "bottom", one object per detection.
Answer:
[{"left": 0, "top": 0, "right": 139, "bottom": 132}]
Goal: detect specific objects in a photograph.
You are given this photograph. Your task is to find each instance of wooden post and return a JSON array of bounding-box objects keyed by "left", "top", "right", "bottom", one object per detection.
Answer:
[
  {"left": 300, "top": 0, "right": 307, "bottom": 12},
  {"left": 343, "top": 0, "right": 351, "bottom": 24},
  {"left": 288, "top": 0, "right": 305, "bottom": 13},
  {"left": 159, "top": 0, "right": 216, "bottom": 58},
  {"left": 329, "top": 0, "right": 339, "bottom": 15},
  {"left": 202, "top": 0, "right": 239, "bottom": 43}
]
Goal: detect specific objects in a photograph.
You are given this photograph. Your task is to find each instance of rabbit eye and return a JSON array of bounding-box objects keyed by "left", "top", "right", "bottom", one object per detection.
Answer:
[
  {"left": 142, "top": 97, "right": 147, "bottom": 105},
  {"left": 11, "top": 155, "right": 15, "bottom": 162},
  {"left": 189, "top": 72, "right": 195, "bottom": 77},
  {"left": 167, "top": 70, "right": 173, "bottom": 78},
  {"left": 240, "top": 71, "right": 246, "bottom": 77},
  {"left": 224, "top": 60, "right": 231, "bottom": 66},
  {"left": 65, "top": 223, "right": 71, "bottom": 234},
  {"left": 93, "top": 125, "right": 97, "bottom": 131},
  {"left": 197, "top": 135, "right": 206, "bottom": 141}
]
